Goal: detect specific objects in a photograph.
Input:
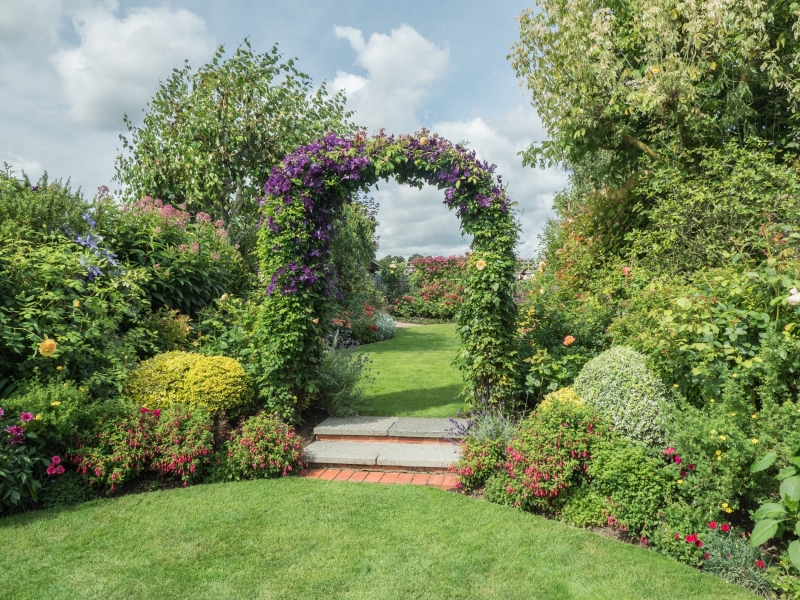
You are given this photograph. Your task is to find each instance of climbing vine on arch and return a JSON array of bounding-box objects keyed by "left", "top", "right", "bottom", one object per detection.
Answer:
[{"left": 255, "top": 131, "right": 520, "bottom": 420}]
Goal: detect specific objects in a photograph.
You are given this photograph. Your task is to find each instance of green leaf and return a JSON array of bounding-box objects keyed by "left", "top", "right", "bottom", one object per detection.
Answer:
[
  {"left": 779, "top": 466, "right": 798, "bottom": 480},
  {"left": 790, "top": 540, "right": 800, "bottom": 571},
  {"left": 781, "top": 476, "right": 800, "bottom": 502},
  {"left": 751, "top": 452, "right": 778, "bottom": 473},
  {"left": 750, "top": 519, "right": 779, "bottom": 546},
  {"left": 755, "top": 503, "right": 787, "bottom": 520}
]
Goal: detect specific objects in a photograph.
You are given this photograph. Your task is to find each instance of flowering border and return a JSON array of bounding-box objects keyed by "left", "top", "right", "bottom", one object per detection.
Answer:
[{"left": 255, "top": 131, "right": 520, "bottom": 418}]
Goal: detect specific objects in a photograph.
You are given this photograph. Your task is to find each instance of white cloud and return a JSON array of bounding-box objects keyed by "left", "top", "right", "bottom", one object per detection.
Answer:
[
  {"left": 331, "top": 24, "right": 449, "bottom": 134},
  {"left": 52, "top": 3, "right": 213, "bottom": 129},
  {"left": 0, "top": 0, "right": 61, "bottom": 52}
]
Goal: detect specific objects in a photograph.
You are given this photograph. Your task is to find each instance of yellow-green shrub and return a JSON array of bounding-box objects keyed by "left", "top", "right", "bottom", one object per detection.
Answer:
[
  {"left": 539, "top": 386, "right": 582, "bottom": 410},
  {"left": 125, "top": 351, "right": 252, "bottom": 416}
]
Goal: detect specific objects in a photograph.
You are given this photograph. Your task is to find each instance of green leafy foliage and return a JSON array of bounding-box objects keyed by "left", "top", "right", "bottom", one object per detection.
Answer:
[
  {"left": 573, "top": 346, "right": 670, "bottom": 446},
  {"left": 124, "top": 351, "right": 253, "bottom": 417},
  {"left": 223, "top": 412, "right": 304, "bottom": 480},
  {"left": 0, "top": 406, "right": 50, "bottom": 513},
  {"left": 389, "top": 256, "right": 466, "bottom": 320},
  {"left": 115, "top": 39, "right": 358, "bottom": 257}
]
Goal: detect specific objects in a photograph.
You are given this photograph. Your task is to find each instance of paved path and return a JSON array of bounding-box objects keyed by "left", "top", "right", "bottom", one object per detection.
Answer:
[
  {"left": 303, "top": 416, "right": 466, "bottom": 473},
  {"left": 302, "top": 468, "right": 458, "bottom": 490}
]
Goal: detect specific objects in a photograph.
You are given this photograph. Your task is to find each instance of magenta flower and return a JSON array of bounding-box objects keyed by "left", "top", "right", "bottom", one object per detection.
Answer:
[
  {"left": 152, "top": 409, "right": 161, "bottom": 417},
  {"left": 19, "top": 412, "right": 34, "bottom": 422},
  {"left": 0, "top": 406, "right": 4, "bottom": 417},
  {"left": 140, "top": 407, "right": 150, "bottom": 414},
  {"left": 51, "top": 455, "right": 61, "bottom": 465},
  {"left": 6, "top": 425, "right": 23, "bottom": 435}
]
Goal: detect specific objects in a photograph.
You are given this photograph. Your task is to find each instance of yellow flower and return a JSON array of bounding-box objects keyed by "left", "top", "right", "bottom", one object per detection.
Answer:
[
  {"left": 39, "top": 338, "right": 57, "bottom": 357},
  {"left": 312, "top": 318, "right": 319, "bottom": 324},
  {"left": 751, "top": 414, "right": 758, "bottom": 419},
  {"left": 677, "top": 479, "right": 683, "bottom": 485},
  {"left": 752, "top": 438, "right": 759, "bottom": 444},
  {"left": 710, "top": 430, "right": 717, "bottom": 435},
  {"left": 673, "top": 384, "right": 679, "bottom": 388},
  {"left": 730, "top": 413, "right": 737, "bottom": 417},
  {"left": 62, "top": 383, "right": 68, "bottom": 387},
  {"left": 50, "top": 401, "right": 61, "bottom": 407},
  {"left": 732, "top": 373, "right": 738, "bottom": 378},
  {"left": 56, "top": 366, "right": 62, "bottom": 371},
  {"left": 35, "top": 414, "right": 41, "bottom": 420},
  {"left": 73, "top": 300, "right": 81, "bottom": 307},
  {"left": 717, "top": 455, "right": 722, "bottom": 461},
  {"left": 725, "top": 507, "right": 733, "bottom": 513},
  {"left": 719, "top": 435, "right": 727, "bottom": 441},
  {"left": 710, "top": 399, "right": 715, "bottom": 403},
  {"left": 722, "top": 503, "right": 729, "bottom": 509},
  {"left": 716, "top": 450, "right": 722, "bottom": 455},
  {"left": 476, "top": 259, "right": 487, "bottom": 271}
]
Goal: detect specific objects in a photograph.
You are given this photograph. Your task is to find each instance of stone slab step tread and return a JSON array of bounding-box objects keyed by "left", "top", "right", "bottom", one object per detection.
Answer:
[
  {"left": 303, "top": 440, "right": 460, "bottom": 469},
  {"left": 314, "top": 416, "right": 467, "bottom": 439}
]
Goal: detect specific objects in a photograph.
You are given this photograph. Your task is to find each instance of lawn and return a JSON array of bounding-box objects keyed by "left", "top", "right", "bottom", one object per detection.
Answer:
[
  {"left": 2, "top": 478, "right": 755, "bottom": 600},
  {"left": 357, "top": 323, "right": 469, "bottom": 417}
]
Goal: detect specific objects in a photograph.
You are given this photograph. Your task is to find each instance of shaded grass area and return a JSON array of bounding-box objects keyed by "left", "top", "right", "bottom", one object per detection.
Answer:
[
  {"left": 357, "top": 324, "right": 468, "bottom": 417},
  {"left": 1, "top": 478, "right": 755, "bottom": 600}
]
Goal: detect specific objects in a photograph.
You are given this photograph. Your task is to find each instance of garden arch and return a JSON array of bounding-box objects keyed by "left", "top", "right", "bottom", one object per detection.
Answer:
[{"left": 256, "top": 131, "right": 520, "bottom": 419}]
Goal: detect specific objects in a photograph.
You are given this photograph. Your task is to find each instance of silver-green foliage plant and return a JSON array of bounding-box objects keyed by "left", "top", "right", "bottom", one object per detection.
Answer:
[
  {"left": 573, "top": 346, "right": 669, "bottom": 446},
  {"left": 374, "top": 312, "right": 397, "bottom": 342}
]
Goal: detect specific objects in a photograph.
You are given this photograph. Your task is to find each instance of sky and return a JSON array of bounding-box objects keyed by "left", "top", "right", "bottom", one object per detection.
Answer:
[{"left": 0, "top": 0, "right": 567, "bottom": 258}]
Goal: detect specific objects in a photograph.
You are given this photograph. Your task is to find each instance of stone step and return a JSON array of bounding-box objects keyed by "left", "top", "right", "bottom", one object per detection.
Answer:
[
  {"left": 302, "top": 468, "right": 458, "bottom": 490},
  {"left": 313, "top": 416, "right": 467, "bottom": 444},
  {"left": 303, "top": 440, "right": 461, "bottom": 472}
]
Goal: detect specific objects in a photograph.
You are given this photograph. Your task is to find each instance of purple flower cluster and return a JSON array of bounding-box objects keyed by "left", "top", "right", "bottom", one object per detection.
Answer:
[{"left": 259, "top": 131, "right": 512, "bottom": 300}]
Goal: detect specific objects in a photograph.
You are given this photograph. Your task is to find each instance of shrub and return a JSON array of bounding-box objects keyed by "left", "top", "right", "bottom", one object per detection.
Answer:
[
  {"left": 0, "top": 231, "right": 156, "bottom": 397},
  {"left": 573, "top": 346, "right": 670, "bottom": 446},
  {"left": 70, "top": 403, "right": 214, "bottom": 491},
  {"left": 224, "top": 412, "right": 304, "bottom": 480},
  {"left": 3, "top": 381, "right": 102, "bottom": 454},
  {"left": 374, "top": 312, "right": 397, "bottom": 341},
  {"left": 560, "top": 488, "right": 606, "bottom": 528},
  {"left": 39, "top": 471, "right": 95, "bottom": 509},
  {"left": 388, "top": 256, "right": 466, "bottom": 320},
  {"left": 485, "top": 392, "right": 608, "bottom": 511},
  {"left": 0, "top": 405, "right": 52, "bottom": 513},
  {"left": 316, "top": 340, "right": 372, "bottom": 417},
  {"left": 125, "top": 351, "right": 252, "bottom": 417},
  {"left": 588, "top": 437, "right": 673, "bottom": 537}
]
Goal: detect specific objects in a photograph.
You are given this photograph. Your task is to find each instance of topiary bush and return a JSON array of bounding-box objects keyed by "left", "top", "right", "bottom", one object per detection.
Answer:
[
  {"left": 125, "top": 351, "right": 252, "bottom": 416},
  {"left": 573, "top": 346, "right": 670, "bottom": 447}
]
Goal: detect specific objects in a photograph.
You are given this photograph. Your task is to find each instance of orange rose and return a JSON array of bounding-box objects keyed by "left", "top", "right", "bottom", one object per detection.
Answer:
[
  {"left": 563, "top": 335, "right": 575, "bottom": 346},
  {"left": 39, "top": 338, "right": 57, "bottom": 356}
]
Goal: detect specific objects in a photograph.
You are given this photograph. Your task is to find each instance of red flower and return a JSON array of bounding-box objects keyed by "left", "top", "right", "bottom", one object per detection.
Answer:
[
  {"left": 674, "top": 455, "right": 682, "bottom": 464},
  {"left": 708, "top": 521, "right": 717, "bottom": 530},
  {"left": 622, "top": 266, "right": 633, "bottom": 278},
  {"left": 152, "top": 409, "right": 161, "bottom": 417},
  {"left": 140, "top": 407, "right": 150, "bottom": 413},
  {"left": 755, "top": 559, "right": 766, "bottom": 570},
  {"left": 704, "top": 553, "right": 710, "bottom": 559},
  {"left": 674, "top": 532, "right": 681, "bottom": 540},
  {"left": 685, "top": 534, "right": 698, "bottom": 543},
  {"left": 51, "top": 455, "right": 61, "bottom": 465},
  {"left": 687, "top": 463, "right": 695, "bottom": 471},
  {"left": 721, "top": 524, "right": 730, "bottom": 533},
  {"left": 663, "top": 447, "right": 676, "bottom": 456},
  {"left": 696, "top": 540, "right": 704, "bottom": 548}
]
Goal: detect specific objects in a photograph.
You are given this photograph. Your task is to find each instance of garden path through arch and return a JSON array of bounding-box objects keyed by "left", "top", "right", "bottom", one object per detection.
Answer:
[{"left": 255, "top": 131, "right": 520, "bottom": 419}]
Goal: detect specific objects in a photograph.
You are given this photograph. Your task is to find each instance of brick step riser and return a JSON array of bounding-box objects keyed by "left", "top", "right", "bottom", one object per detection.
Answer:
[
  {"left": 314, "top": 434, "right": 461, "bottom": 445},
  {"left": 307, "top": 462, "right": 449, "bottom": 473}
]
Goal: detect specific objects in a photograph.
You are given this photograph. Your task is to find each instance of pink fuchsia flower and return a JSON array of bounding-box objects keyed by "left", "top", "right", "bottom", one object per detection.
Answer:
[
  {"left": 674, "top": 455, "right": 682, "bottom": 464},
  {"left": 708, "top": 521, "right": 717, "bottom": 530},
  {"left": 674, "top": 532, "right": 681, "bottom": 540},
  {"left": 140, "top": 407, "right": 150, "bottom": 414},
  {"left": 755, "top": 559, "right": 766, "bottom": 570},
  {"left": 721, "top": 524, "right": 730, "bottom": 533},
  {"left": 19, "top": 412, "right": 34, "bottom": 422},
  {"left": 695, "top": 540, "right": 704, "bottom": 548},
  {"left": 687, "top": 463, "right": 695, "bottom": 471},
  {"left": 51, "top": 456, "right": 61, "bottom": 465},
  {"left": 152, "top": 409, "right": 161, "bottom": 417}
]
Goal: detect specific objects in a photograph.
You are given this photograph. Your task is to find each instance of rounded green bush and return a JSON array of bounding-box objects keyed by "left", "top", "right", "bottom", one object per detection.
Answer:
[
  {"left": 125, "top": 351, "right": 252, "bottom": 416},
  {"left": 573, "top": 346, "right": 669, "bottom": 446}
]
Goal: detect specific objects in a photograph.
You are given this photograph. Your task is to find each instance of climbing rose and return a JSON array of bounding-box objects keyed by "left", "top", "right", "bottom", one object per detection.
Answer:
[
  {"left": 788, "top": 288, "right": 800, "bottom": 306},
  {"left": 51, "top": 456, "right": 61, "bottom": 465},
  {"left": 475, "top": 259, "right": 487, "bottom": 270},
  {"left": 39, "top": 338, "right": 57, "bottom": 356},
  {"left": 563, "top": 335, "right": 575, "bottom": 346}
]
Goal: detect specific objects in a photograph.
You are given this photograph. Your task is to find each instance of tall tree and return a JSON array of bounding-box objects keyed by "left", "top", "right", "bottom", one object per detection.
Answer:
[{"left": 115, "top": 39, "right": 360, "bottom": 252}]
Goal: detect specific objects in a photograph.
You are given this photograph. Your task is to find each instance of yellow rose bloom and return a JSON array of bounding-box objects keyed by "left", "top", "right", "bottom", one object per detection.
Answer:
[
  {"left": 752, "top": 438, "right": 759, "bottom": 444},
  {"left": 476, "top": 259, "right": 487, "bottom": 271},
  {"left": 752, "top": 414, "right": 758, "bottom": 419},
  {"left": 717, "top": 455, "right": 722, "bottom": 461},
  {"left": 677, "top": 479, "right": 683, "bottom": 485},
  {"left": 35, "top": 414, "right": 41, "bottom": 420},
  {"left": 722, "top": 503, "right": 729, "bottom": 508},
  {"left": 719, "top": 435, "right": 727, "bottom": 441},
  {"left": 50, "top": 401, "right": 60, "bottom": 406},
  {"left": 39, "top": 338, "right": 57, "bottom": 357},
  {"left": 725, "top": 507, "right": 733, "bottom": 513},
  {"left": 710, "top": 430, "right": 717, "bottom": 435},
  {"left": 716, "top": 450, "right": 722, "bottom": 455}
]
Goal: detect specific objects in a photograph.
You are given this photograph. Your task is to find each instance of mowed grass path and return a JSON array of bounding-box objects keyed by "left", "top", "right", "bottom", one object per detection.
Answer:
[
  {"left": 2, "top": 478, "right": 755, "bottom": 600},
  {"left": 357, "top": 324, "right": 468, "bottom": 417}
]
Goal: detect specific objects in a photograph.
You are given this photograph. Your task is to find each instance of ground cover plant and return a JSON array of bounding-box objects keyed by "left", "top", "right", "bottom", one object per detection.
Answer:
[
  {"left": 356, "top": 324, "right": 468, "bottom": 417},
  {"left": 0, "top": 478, "right": 757, "bottom": 600}
]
